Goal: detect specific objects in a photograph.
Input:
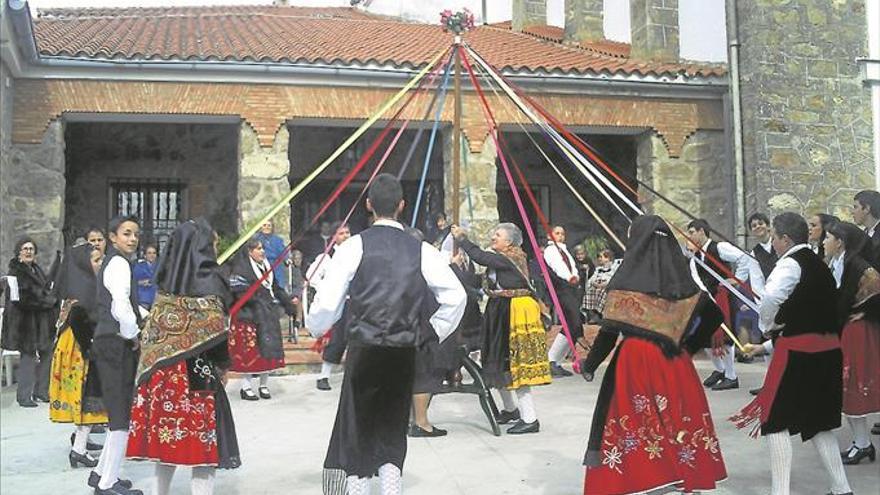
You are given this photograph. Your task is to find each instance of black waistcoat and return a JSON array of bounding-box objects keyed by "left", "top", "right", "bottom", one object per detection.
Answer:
[
  {"left": 695, "top": 241, "right": 730, "bottom": 294},
  {"left": 94, "top": 250, "right": 141, "bottom": 338},
  {"left": 752, "top": 243, "right": 778, "bottom": 279},
  {"left": 775, "top": 248, "right": 840, "bottom": 337},
  {"left": 347, "top": 225, "right": 428, "bottom": 347}
]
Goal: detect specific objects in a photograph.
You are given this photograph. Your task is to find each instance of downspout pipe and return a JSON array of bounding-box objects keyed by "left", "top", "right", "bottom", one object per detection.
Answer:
[
  {"left": 867, "top": 0, "right": 880, "bottom": 190},
  {"left": 726, "top": 0, "right": 747, "bottom": 246},
  {"left": 7, "top": 0, "right": 39, "bottom": 63}
]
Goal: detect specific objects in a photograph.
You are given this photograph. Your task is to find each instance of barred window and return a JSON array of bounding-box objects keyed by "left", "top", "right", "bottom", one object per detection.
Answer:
[{"left": 111, "top": 179, "right": 186, "bottom": 254}]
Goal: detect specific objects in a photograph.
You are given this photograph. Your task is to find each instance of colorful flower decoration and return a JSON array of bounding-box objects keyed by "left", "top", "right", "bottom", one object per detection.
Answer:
[{"left": 440, "top": 8, "right": 475, "bottom": 35}]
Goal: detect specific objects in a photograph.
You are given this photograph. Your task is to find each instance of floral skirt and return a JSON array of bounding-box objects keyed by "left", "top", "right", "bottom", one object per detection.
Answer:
[
  {"left": 228, "top": 321, "right": 285, "bottom": 373},
  {"left": 48, "top": 327, "right": 108, "bottom": 425},
  {"left": 841, "top": 318, "right": 880, "bottom": 416},
  {"left": 128, "top": 361, "right": 220, "bottom": 466},
  {"left": 584, "top": 338, "right": 726, "bottom": 495},
  {"left": 508, "top": 296, "right": 551, "bottom": 389}
]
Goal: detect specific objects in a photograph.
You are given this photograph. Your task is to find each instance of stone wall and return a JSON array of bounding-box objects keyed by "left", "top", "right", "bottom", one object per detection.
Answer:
[
  {"left": 564, "top": 0, "right": 604, "bottom": 44},
  {"left": 444, "top": 135, "right": 498, "bottom": 247},
  {"left": 1, "top": 120, "right": 65, "bottom": 264},
  {"left": 638, "top": 129, "right": 732, "bottom": 236},
  {"left": 630, "top": 0, "right": 680, "bottom": 62},
  {"left": 65, "top": 122, "right": 239, "bottom": 244},
  {"left": 0, "top": 59, "right": 13, "bottom": 262},
  {"left": 239, "top": 124, "right": 290, "bottom": 242},
  {"left": 737, "top": 0, "right": 874, "bottom": 220},
  {"left": 512, "top": 0, "right": 547, "bottom": 31}
]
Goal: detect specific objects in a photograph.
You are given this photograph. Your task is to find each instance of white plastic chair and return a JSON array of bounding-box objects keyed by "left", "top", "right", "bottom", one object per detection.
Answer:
[{"left": 0, "top": 276, "right": 22, "bottom": 387}]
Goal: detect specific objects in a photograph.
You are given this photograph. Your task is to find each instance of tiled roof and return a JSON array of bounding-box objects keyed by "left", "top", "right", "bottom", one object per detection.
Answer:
[
  {"left": 31, "top": 5, "right": 726, "bottom": 78},
  {"left": 490, "top": 21, "right": 631, "bottom": 58}
]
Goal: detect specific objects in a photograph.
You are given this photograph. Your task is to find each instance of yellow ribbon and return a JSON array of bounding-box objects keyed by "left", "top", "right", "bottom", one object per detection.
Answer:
[{"left": 218, "top": 47, "right": 448, "bottom": 264}]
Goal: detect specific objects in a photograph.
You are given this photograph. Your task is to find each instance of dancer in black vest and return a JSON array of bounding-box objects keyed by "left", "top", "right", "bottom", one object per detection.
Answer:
[
  {"left": 89, "top": 215, "right": 145, "bottom": 495},
  {"left": 749, "top": 212, "right": 778, "bottom": 279},
  {"left": 731, "top": 213, "right": 852, "bottom": 495},
  {"left": 543, "top": 225, "right": 583, "bottom": 378},
  {"left": 686, "top": 218, "right": 764, "bottom": 391},
  {"left": 306, "top": 174, "right": 466, "bottom": 495}
]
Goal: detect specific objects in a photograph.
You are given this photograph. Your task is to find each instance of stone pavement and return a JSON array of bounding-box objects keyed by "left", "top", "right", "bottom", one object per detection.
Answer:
[{"left": 1, "top": 359, "right": 878, "bottom": 495}]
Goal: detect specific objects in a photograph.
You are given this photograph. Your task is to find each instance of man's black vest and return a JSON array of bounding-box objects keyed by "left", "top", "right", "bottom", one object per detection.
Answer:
[
  {"left": 347, "top": 225, "right": 428, "bottom": 347},
  {"left": 695, "top": 241, "right": 730, "bottom": 294},
  {"left": 752, "top": 243, "right": 778, "bottom": 279},
  {"left": 775, "top": 248, "right": 840, "bottom": 337},
  {"left": 94, "top": 249, "right": 141, "bottom": 338}
]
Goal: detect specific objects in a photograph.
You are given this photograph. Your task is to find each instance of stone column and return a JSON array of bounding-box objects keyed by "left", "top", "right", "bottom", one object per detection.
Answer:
[
  {"left": 630, "top": 0, "right": 680, "bottom": 62},
  {"left": 637, "top": 129, "right": 731, "bottom": 237},
  {"left": 512, "top": 0, "right": 547, "bottom": 32},
  {"left": 0, "top": 120, "right": 65, "bottom": 260},
  {"left": 564, "top": 0, "right": 604, "bottom": 44},
  {"left": 238, "top": 123, "right": 291, "bottom": 243},
  {"left": 444, "top": 135, "right": 499, "bottom": 246}
]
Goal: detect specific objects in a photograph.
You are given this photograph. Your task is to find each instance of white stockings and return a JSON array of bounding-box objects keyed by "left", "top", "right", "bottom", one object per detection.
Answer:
[
  {"left": 155, "top": 464, "right": 216, "bottom": 495},
  {"left": 765, "top": 430, "right": 852, "bottom": 495}
]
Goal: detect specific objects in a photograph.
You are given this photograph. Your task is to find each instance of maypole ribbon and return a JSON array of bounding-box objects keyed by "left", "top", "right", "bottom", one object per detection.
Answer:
[
  {"left": 460, "top": 46, "right": 583, "bottom": 370},
  {"left": 217, "top": 46, "right": 449, "bottom": 265}
]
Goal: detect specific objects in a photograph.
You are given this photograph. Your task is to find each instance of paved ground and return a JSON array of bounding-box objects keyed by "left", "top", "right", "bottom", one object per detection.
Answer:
[{"left": 1, "top": 358, "right": 878, "bottom": 495}]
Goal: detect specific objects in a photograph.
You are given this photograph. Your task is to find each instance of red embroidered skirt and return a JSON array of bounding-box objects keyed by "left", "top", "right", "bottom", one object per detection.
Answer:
[
  {"left": 584, "top": 338, "right": 727, "bottom": 495},
  {"left": 127, "top": 361, "right": 219, "bottom": 466},
  {"left": 228, "top": 321, "right": 285, "bottom": 373},
  {"left": 842, "top": 318, "right": 880, "bottom": 416}
]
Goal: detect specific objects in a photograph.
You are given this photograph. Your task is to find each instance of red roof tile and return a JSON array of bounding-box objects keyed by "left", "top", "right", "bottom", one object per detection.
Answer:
[
  {"left": 490, "top": 20, "right": 631, "bottom": 58},
  {"left": 31, "top": 5, "right": 725, "bottom": 78}
]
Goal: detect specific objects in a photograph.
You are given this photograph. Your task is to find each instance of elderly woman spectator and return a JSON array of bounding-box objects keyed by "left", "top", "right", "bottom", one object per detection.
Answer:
[
  {"left": 583, "top": 248, "right": 620, "bottom": 324},
  {"left": 1, "top": 237, "right": 58, "bottom": 407},
  {"left": 451, "top": 222, "right": 551, "bottom": 435}
]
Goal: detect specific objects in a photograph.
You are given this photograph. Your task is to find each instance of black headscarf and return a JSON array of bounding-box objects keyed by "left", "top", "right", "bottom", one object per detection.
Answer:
[
  {"left": 55, "top": 244, "right": 98, "bottom": 313},
  {"left": 606, "top": 215, "right": 700, "bottom": 300},
  {"left": 154, "top": 218, "right": 228, "bottom": 301}
]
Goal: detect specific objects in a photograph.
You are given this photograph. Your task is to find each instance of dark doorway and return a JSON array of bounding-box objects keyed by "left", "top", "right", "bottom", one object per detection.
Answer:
[{"left": 64, "top": 122, "right": 239, "bottom": 252}]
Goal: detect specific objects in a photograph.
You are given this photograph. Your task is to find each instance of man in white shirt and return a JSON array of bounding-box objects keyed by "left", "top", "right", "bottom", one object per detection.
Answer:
[
  {"left": 306, "top": 222, "right": 351, "bottom": 391},
  {"left": 306, "top": 174, "right": 466, "bottom": 495},
  {"left": 542, "top": 225, "right": 582, "bottom": 377},
  {"left": 687, "top": 218, "right": 765, "bottom": 391}
]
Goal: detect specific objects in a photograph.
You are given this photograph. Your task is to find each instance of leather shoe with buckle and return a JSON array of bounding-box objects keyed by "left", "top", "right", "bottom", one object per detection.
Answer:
[
  {"left": 841, "top": 443, "right": 875, "bottom": 465},
  {"left": 94, "top": 485, "right": 143, "bottom": 495},
  {"left": 711, "top": 377, "right": 739, "bottom": 391},
  {"left": 69, "top": 450, "right": 98, "bottom": 468},
  {"left": 702, "top": 370, "right": 724, "bottom": 387},
  {"left": 507, "top": 419, "right": 540, "bottom": 435},
  {"left": 70, "top": 432, "right": 103, "bottom": 451},
  {"left": 240, "top": 388, "right": 259, "bottom": 401},
  {"left": 258, "top": 386, "right": 271, "bottom": 399},
  {"left": 494, "top": 409, "right": 520, "bottom": 425},
  {"left": 88, "top": 472, "right": 133, "bottom": 489}
]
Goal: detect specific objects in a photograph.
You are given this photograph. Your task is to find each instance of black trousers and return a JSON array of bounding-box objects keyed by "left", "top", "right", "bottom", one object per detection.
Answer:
[
  {"left": 555, "top": 283, "right": 584, "bottom": 341},
  {"left": 16, "top": 347, "right": 52, "bottom": 403},
  {"left": 91, "top": 335, "right": 139, "bottom": 431},
  {"left": 323, "top": 325, "right": 349, "bottom": 365}
]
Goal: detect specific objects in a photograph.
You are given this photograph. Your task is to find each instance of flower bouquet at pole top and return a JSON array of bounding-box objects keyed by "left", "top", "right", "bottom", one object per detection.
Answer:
[{"left": 440, "top": 8, "right": 475, "bottom": 35}]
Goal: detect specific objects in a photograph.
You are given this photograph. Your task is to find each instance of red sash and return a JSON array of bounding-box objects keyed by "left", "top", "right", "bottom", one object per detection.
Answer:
[{"left": 730, "top": 332, "right": 840, "bottom": 437}]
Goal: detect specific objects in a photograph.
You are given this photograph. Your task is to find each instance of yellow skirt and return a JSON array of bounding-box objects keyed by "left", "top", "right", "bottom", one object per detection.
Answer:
[
  {"left": 48, "top": 327, "right": 108, "bottom": 425},
  {"left": 508, "top": 296, "right": 552, "bottom": 389}
]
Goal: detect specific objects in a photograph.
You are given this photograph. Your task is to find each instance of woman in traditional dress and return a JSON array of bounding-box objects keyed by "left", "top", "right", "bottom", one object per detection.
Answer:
[
  {"left": 579, "top": 215, "right": 727, "bottom": 495},
  {"left": 227, "top": 237, "right": 296, "bottom": 400},
  {"left": 451, "top": 222, "right": 551, "bottom": 435},
  {"left": 49, "top": 243, "right": 108, "bottom": 468},
  {"left": 127, "top": 218, "right": 240, "bottom": 495},
  {"left": 824, "top": 221, "right": 880, "bottom": 465}
]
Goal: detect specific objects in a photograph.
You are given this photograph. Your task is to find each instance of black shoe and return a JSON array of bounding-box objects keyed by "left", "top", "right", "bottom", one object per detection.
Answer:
[
  {"left": 494, "top": 409, "right": 521, "bottom": 425},
  {"left": 549, "top": 362, "right": 573, "bottom": 378},
  {"left": 258, "top": 386, "right": 271, "bottom": 400},
  {"left": 587, "top": 310, "right": 601, "bottom": 325},
  {"left": 842, "top": 443, "right": 876, "bottom": 465},
  {"left": 749, "top": 387, "right": 762, "bottom": 396},
  {"left": 240, "top": 388, "right": 259, "bottom": 401},
  {"left": 711, "top": 378, "right": 739, "bottom": 391},
  {"left": 17, "top": 399, "right": 38, "bottom": 408},
  {"left": 68, "top": 450, "right": 98, "bottom": 468},
  {"left": 736, "top": 353, "right": 755, "bottom": 364},
  {"left": 33, "top": 394, "right": 50, "bottom": 403},
  {"left": 506, "top": 419, "right": 540, "bottom": 434},
  {"left": 70, "top": 433, "right": 104, "bottom": 451},
  {"left": 316, "top": 378, "right": 331, "bottom": 391},
  {"left": 409, "top": 425, "right": 448, "bottom": 437},
  {"left": 88, "top": 472, "right": 133, "bottom": 489},
  {"left": 702, "top": 370, "right": 724, "bottom": 388},
  {"left": 873, "top": 424, "right": 880, "bottom": 435}
]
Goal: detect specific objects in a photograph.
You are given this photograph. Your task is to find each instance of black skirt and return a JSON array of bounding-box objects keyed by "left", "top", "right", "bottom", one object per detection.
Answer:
[
  {"left": 762, "top": 348, "right": 843, "bottom": 441},
  {"left": 481, "top": 298, "right": 512, "bottom": 389},
  {"left": 323, "top": 344, "right": 416, "bottom": 479},
  {"left": 214, "top": 383, "right": 242, "bottom": 469},
  {"left": 412, "top": 330, "right": 461, "bottom": 395},
  {"left": 91, "top": 335, "right": 138, "bottom": 431}
]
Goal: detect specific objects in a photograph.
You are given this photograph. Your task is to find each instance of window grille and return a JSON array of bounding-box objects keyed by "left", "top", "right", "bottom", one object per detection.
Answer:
[{"left": 111, "top": 179, "right": 186, "bottom": 254}]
